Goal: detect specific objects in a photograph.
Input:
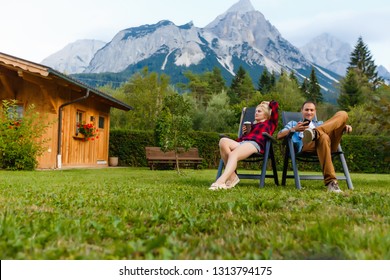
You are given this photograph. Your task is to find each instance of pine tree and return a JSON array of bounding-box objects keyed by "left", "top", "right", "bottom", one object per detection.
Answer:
[
  {"left": 258, "top": 67, "right": 271, "bottom": 94},
  {"left": 337, "top": 69, "right": 363, "bottom": 110},
  {"left": 289, "top": 70, "right": 299, "bottom": 86},
  {"left": 206, "top": 67, "right": 226, "bottom": 94},
  {"left": 348, "top": 36, "right": 382, "bottom": 88},
  {"left": 302, "top": 68, "right": 323, "bottom": 103},
  {"left": 229, "top": 66, "right": 254, "bottom": 105},
  {"left": 230, "top": 66, "right": 246, "bottom": 92},
  {"left": 309, "top": 68, "right": 322, "bottom": 102},
  {"left": 183, "top": 70, "right": 211, "bottom": 106},
  {"left": 270, "top": 71, "right": 276, "bottom": 88},
  {"left": 338, "top": 71, "right": 360, "bottom": 110},
  {"left": 300, "top": 78, "right": 309, "bottom": 96}
]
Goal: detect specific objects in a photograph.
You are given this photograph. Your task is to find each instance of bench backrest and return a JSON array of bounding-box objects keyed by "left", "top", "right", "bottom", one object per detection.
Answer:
[{"left": 145, "top": 147, "right": 200, "bottom": 159}]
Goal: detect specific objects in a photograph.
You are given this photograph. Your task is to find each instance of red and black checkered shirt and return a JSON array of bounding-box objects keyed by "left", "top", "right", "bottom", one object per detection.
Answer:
[{"left": 236, "top": 100, "right": 279, "bottom": 154}]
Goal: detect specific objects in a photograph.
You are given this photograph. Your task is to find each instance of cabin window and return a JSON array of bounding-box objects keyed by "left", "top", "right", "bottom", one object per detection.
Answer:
[
  {"left": 76, "top": 111, "right": 85, "bottom": 135},
  {"left": 98, "top": 116, "right": 105, "bottom": 129},
  {"left": 6, "top": 103, "right": 24, "bottom": 120}
]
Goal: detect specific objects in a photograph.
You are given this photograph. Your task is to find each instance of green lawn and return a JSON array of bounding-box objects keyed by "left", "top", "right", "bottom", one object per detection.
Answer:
[{"left": 0, "top": 168, "right": 389, "bottom": 260}]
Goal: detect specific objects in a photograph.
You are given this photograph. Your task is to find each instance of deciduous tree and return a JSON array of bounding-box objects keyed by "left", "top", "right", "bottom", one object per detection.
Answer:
[
  {"left": 155, "top": 92, "right": 193, "bottom": 173},
  {"left": 111, "top": 67, "right": 171, "bottom": 130}
]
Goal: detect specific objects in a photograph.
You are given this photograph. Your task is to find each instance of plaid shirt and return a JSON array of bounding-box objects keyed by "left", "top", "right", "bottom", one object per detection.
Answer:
[{"left": 237, "top": 100, "right": 279, "bottom": 154}]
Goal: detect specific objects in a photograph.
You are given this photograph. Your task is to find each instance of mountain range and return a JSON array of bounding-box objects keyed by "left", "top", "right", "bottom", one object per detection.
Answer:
[{"left": 41, "top": 0, "right": 390, "bottom": 102}]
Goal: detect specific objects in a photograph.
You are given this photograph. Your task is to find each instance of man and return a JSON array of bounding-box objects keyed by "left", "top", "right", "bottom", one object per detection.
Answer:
[{"left": 277, "top": 101, "right": 352, "bottom": 193}]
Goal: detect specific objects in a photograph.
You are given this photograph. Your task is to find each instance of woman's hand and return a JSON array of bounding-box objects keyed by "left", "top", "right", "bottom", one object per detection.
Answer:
[{"left": 242, "top": 125, "right": 247, "bottom": 135}]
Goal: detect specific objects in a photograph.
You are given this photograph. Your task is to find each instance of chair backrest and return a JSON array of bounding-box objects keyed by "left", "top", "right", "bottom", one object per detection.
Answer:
[
  {"left": 282, "top": 111, "right": 318, "bottom": 126},
  {"left": 238, "top": 107, "right": 256, "bottom": 137}
]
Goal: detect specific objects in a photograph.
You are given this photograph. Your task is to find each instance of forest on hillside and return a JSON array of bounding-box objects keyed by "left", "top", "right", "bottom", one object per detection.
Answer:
[{"left": 102, "top": 37, "right": 389, "bottom": 137}]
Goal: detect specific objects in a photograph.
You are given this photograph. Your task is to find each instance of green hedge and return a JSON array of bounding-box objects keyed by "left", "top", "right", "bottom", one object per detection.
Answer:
[
  {"left": 339, "top": 136, "right": 390, "bottom": 173},
  {"left": 109, "top": 130, "right": 390, "bottom": 174}
]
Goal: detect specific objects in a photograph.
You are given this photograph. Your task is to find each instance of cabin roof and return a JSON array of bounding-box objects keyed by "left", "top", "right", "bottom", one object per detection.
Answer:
[{"left": 0, "top": 52, "right": 133, "bottom": 111}]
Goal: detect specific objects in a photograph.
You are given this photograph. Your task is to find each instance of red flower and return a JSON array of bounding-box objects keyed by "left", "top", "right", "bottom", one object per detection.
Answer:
[{"left": 77, "top": 122, "right": 98, "bottom": 141}]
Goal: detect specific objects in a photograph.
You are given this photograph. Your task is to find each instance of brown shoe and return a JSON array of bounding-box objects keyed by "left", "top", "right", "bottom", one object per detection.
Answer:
[{"left": 326, "top": 181, "right": 343, "bottom": 193}]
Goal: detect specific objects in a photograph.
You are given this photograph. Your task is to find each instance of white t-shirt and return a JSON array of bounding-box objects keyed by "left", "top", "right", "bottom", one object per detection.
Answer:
[{"left": 299, "top": 121, "right": 316, "bottom": 138}]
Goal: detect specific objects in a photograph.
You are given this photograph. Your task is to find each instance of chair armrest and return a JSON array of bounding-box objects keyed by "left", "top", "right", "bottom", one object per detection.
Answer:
[
  {"left": 278, "top": 130, "right": 294, "bottom": 144},
  {"left": 287, "top": 131, "right": 295, "bottom": 138},
  {"left": 262, "top": 132, "right": 277, "bottom": 144},
  {"left": 219, "top": 134, "right": 231, "bottom": 139}
]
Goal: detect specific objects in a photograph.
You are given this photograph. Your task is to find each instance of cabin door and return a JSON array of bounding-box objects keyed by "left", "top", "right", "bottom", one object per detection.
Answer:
[{"left": 97, "top": 114, "right": 108, "bottom": 162}]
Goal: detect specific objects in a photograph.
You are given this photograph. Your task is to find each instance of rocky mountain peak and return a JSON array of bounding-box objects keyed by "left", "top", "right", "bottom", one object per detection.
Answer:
[
  {"left": 205, "top": 0, "right": 257, "bottom": 29},
  {"left": 41, "top": 39, "right": 106, "bottom": 74},
  {"left": 300, "top": 33, "right": 352, "bottom": 76},
  {"left": 42, "top": 0, "right": 346, "bottom": 100},
  {"left": 226, "top": 0, "right": 256, "bottom": 14}
]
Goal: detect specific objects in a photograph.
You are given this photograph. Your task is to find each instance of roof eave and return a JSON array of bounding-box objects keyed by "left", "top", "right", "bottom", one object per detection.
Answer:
[{"left": 47, "top": 68, "right": 133, "bottom": 111}]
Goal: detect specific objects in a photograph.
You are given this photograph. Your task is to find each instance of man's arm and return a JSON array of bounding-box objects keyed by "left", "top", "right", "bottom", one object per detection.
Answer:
[
  {"left": 277, "top": 128, "right": 292, "bottom": 140},
  {"left": 277, "top": 121, "right": 309, "bottom": 140}
]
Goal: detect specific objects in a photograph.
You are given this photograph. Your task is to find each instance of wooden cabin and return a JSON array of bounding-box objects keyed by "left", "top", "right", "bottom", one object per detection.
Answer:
[{"left": 0, "top": 52, "right": 132, "bottom": 169}]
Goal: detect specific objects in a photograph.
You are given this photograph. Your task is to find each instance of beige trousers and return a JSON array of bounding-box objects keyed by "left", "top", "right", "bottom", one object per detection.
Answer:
[{"left": 301, "top": 111, "right": 348, "bottom": 185}]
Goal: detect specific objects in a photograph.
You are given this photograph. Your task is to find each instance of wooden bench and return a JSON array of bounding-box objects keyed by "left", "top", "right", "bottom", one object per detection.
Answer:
[{"left": 145, "top": 147, "right": 203, "bottom": 170}]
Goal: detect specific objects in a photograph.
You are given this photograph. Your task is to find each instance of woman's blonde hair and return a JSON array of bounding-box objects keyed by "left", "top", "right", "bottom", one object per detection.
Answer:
[{"left": 257, "top": 101, "right": 272, "bottom": 120}]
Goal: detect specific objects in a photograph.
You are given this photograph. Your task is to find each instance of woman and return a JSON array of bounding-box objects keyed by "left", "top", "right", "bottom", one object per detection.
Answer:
[{"left": 210, "top": 100, "right": 279, "bottom": 190}]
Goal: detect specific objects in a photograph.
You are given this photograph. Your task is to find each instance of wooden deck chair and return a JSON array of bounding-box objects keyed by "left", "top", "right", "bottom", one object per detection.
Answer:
[
  {"left": 216, "top": 107, "right": 279, "bottom": 187},
  {"left": 281, "top": 111, "right": 353, "bottom": 190}
]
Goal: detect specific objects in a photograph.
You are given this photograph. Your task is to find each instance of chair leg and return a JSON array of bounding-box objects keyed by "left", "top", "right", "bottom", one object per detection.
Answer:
[
  {"left": 339, "top": 153, "right": 353, "bottom": 190},
  {"left": 288, "top": 140, "right": 301, "bottom": 190},
  {"left": 259, "top": 141, "right": 271, "bottom": 188},
  {"left": 270, "top": 144, "right": 279, "bottom": 186},
  {"left": 216, "top": 159, "right": 224, "bottom": 180},
  {"left": 282, "top": 147, "right": 289, "bottom": 186}
]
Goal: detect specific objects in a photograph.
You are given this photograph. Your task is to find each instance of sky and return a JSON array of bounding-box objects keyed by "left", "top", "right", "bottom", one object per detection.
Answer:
[{"left": 1, "top": 0, "right": 389, "bottom": 70}]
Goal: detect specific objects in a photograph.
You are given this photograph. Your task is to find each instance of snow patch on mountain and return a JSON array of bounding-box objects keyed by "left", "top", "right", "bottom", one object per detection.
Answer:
[
  {"left": 313, "top": 64, "right": 340, "bottom": 84},
  {"left": 175, "top": 42, "right": 205, "bottom": 67}
]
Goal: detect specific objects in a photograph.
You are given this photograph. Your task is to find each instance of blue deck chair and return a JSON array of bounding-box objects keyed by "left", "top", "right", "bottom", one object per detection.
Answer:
[
  {"left": 281, "top": 111, "right": 353, "bottom": 190},
  {"left": 216, "top": 107, "right": 279, "bottom": 188}
]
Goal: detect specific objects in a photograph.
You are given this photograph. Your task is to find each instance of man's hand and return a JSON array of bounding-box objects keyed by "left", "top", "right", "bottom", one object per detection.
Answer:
[
  {"left": 296, "top": 121, "right": 309, "bottom": 132},
  {"left": 345, "top": 125, "right": 352, "bottom": 134}
]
